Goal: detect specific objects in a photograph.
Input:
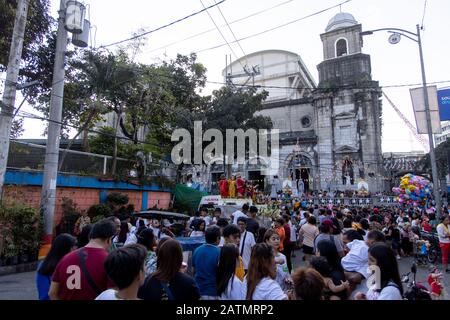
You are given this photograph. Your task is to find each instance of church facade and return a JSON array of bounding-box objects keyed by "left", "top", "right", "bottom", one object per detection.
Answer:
[{"left": 186, "top": 12, "right": 386, "bottom": 194}]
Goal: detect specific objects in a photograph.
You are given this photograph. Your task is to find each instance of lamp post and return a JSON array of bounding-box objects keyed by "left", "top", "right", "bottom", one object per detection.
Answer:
[{"left": 361, "top": 24, "right": 442, "bottom": 219}]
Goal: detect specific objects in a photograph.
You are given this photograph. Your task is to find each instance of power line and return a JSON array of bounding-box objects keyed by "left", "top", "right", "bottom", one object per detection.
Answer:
[
  {"left": 97, "top": 0, "right": 226, "bottom": 49},
  {"left": 15, "top": 109, "right": 167, "bottom": 149},
  {"left": 205, "top": 79, "right": 450, "bottom": 90},
  {"left": 4, "top": 70, "right": 450, "bottom": 104},
  {"left": 15, "top": 110, "right": 422, "bottom": 176},
  {"left": 195, "top": 0, "right": 352, "bottom": 54},
  {"left": 214, "top": 0, "right": 247, "bottom": 58},
  {"left": 145, "top": 0, "right": 296, "bottom": 54},
  {"left": 421, "top": 0, "right": 428, "bottom": 29},
  {"left": 199, "top": 0, "right": 243, "bottom": 68}
]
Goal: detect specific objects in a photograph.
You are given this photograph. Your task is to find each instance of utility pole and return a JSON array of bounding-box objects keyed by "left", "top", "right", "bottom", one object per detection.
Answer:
[
  {"left": 0, "top": 0, "right": 30, "bottom": 200},
  {"left": 39, "top": 0, "right": 68, "bottom": 259},
  {"left": 416, "top": 24, "right": 442, "bottom": 219},
  {"left": 361, "top": 25, "right": 443, "bottom": 219}
]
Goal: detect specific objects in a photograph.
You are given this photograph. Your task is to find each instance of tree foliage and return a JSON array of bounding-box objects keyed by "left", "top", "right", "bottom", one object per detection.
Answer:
[
  {"left": 2, "top": 3, "right": 273, "bottom": 181},
  {"left": 418, "top": 138, "right": 450, "bottom": 180},
  {"left": 0, "top": 0, "right": 53, "bottom": 71}
]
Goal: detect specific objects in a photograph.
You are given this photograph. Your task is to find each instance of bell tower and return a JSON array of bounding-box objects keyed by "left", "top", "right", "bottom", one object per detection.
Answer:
[{"left": 313, "top": 12, "right": 385, "bottom": 192}]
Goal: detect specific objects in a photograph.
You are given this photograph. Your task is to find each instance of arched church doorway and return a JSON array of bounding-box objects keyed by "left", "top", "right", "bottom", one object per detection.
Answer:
[{"left": 288, "top": 154, "right": 313, "bottom": 193}]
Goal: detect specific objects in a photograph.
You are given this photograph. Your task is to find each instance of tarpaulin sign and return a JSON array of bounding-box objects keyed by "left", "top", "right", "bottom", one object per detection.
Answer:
[{"left": 438, "top": 88, "right": 450, "bottom": 121}]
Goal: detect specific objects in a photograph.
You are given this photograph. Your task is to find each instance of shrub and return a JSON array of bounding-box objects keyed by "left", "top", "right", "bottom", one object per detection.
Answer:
[
  {"left": 0, "top": 203, "right": 42, "bottom": 260},
  {"left": 56, "top": 197, "right": 81, "bottom": 235},
  {"left": 87, "top": 203, "right": 112, "bottom": 217},
  {"left": 106, "top": 192, "right": 129, "bottom": 206},
  {"left": 91, "top": 215, "right": 105, "bottom": 224}
]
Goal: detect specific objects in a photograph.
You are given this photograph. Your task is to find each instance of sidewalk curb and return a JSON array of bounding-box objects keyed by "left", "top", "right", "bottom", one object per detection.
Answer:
[{"left": 0, "top": 262, "right": 38, "bottom": 276}]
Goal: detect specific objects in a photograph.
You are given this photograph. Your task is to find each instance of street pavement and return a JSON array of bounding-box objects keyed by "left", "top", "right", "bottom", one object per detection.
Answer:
[{"left": 0, "top": 249, "right": 449, "bottom": 300}]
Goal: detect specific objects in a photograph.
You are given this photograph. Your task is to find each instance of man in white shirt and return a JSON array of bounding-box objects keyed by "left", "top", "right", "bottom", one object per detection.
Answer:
[
  {"left": 232, "top": 204, "right": 249, "bottom": 225},
  {"left": 436, "top": 215, "right": 450, "bottom": 273},
  {"left": 237, "top": 217, "right": 256, "bottom": 272},
  {"left": 341, "top": 229, "right": 369, "bottom": 288}
]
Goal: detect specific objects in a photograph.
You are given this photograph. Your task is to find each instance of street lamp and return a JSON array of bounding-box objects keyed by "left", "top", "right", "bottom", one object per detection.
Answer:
[{"left": 361, "top": 24, "right": 442, "bottom": 219}]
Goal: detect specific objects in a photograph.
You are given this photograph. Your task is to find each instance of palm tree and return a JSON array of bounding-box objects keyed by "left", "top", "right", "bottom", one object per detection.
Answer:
[{"left": 59, "top": 50, "right": 136, "bottom": 174}]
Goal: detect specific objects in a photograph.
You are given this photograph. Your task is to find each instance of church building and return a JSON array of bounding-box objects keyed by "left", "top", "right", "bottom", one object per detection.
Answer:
[{"left": 189, "top": 12, "right": 386, "bottom": 194}]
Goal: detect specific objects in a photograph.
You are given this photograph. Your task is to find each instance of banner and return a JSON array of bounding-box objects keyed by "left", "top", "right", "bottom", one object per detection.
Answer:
[
  {"left": 410, "top": 86, "right": 442, "bottom": 134},
  {"left": 438, "top": 88, "right": 450, "bottom": 121}
]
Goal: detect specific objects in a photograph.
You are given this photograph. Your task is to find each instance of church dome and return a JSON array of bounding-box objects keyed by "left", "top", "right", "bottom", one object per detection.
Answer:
[{"left": 325, "top": 12, "right": 358, "bottom": 32}]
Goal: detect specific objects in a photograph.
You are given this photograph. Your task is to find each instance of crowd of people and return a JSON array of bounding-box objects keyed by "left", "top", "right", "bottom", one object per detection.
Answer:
[{"left": 35, "top": 201, "right": 450, "bottom": 300}]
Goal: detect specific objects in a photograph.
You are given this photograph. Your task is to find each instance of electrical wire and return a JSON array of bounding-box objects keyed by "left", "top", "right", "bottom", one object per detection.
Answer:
[
  {"left": 194, "top": 0, "right": 352, "bottom": 54},
  {"left": 4, "top": 76, "right": 450, "bottom": 101},
  {"left": 97, "top": 0, "right": 226, "bottom": 49},
  {"left": 15, "top": 109, "right": 167, "bottom": 149},
  {"left": 199, "top": 0, "right": 243, "bottom": 69},
  {"left": 421, "top": 0, "right": 428, "bottom": 29},
  {"left": 15, "top": 108, "right": 409, "bottom": 177},
  {"left": 145, "top": 0, "right": 296, "bottom": 54},
  {"left": 214, "top": 0, "right": 247, "bottom": 58}
]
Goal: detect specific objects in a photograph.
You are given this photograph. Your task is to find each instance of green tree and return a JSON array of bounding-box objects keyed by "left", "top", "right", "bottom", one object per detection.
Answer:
[
  {"left": 205, "top": 86, "right": 272, "bottom": 177},
  {"left": 1, "top": 0, "right": 53, "bottom": 135},
  {"left": 418, "top": 138, "right": 450, "bottom": 180},
  {"left": 0, "top": 0, "right": 53, "bottom": 71},
  {"left": 20, "top": 31, "right": 85, "bottom": 138}
]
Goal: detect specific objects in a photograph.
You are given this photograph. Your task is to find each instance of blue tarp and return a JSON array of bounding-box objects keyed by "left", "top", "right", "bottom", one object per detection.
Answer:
[{"left": 176, "top": 236, "right": 205, "bottom": 252}]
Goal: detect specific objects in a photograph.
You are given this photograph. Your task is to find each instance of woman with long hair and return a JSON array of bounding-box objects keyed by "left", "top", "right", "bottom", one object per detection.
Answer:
[
  {"left": 263, "top": 229, "right": 290, "bottom": 290},
  {"left": 138, "top": 239, "right": 199, "bottom": 301},
  {"left": 217, "top": 244, "right": 244, "bottom": 300},
  {"left": 316, "top": 240, "right": 347, "bottom": 299},
  {"left": 245, "top": 243, "right": 287, "bottom": 300},
  {"left": 137, "top": 228, "right": 158, "bottom": 276},
  {"left": 36, "top": 233, "right": 77, "bottom": 300},
  {"left": 113, "top": 221, "right": 134, "bottom": 247},
  {"left": 355, "top": 243, "right": 403, "bottom": 300},
  {"left": 190, "top": 219, "right": 206, "bottom": 237}
]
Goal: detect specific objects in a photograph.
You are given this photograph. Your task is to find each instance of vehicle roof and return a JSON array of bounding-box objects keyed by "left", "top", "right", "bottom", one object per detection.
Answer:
[{"left": 133, "top": 210, "right": 190, "bottom": 220}]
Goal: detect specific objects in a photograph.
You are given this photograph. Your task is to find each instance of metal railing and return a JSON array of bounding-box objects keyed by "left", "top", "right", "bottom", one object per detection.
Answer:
[
  {"left": 8, "top": 140, "right": 134, "bottom": 176},
  {"left": 302, "top": 197, "right": 400, "bottom": 207}
]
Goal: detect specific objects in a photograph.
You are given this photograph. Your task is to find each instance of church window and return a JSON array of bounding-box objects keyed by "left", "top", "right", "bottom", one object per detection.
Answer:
[
  {"left": 336, "top": 38, "right": 348, "bottom": 57},
  {"left": 301, "top": 116, "right": 312, "bottom": 128}
]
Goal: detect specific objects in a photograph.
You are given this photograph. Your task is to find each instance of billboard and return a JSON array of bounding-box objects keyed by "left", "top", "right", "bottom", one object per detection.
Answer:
[
  {"left": 410, "top": 85, "right": 442, "bottom": 134},
  {"left": 438, "top": 88, "right": 450, "bottom": 121}
]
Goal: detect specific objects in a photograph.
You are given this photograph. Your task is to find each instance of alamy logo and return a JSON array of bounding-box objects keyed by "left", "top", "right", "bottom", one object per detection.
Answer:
[
  {"left": 171, "top": 121, "right": 280, "bottom": 176},
  {"left": 366, "top": 265, "right": 381, "bottom": 291}
]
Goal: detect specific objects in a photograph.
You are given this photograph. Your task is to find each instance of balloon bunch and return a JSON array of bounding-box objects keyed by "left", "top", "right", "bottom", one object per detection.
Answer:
[{"left": 392, "top": 173, "right": 432, "bottom": 207}]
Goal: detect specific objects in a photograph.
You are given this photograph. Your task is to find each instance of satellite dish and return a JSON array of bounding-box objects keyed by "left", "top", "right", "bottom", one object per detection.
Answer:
[{"left": 388, "top": 33, "right": 401, "bottom": 44}]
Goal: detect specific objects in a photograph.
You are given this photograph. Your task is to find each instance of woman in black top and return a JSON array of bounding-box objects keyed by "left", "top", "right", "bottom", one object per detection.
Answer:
[
  {"left": 138, "top": 239, "right": 200, "bottom": 301},
  {"left": 316, "top": 240, "right": 347, "bottom": 300}
]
